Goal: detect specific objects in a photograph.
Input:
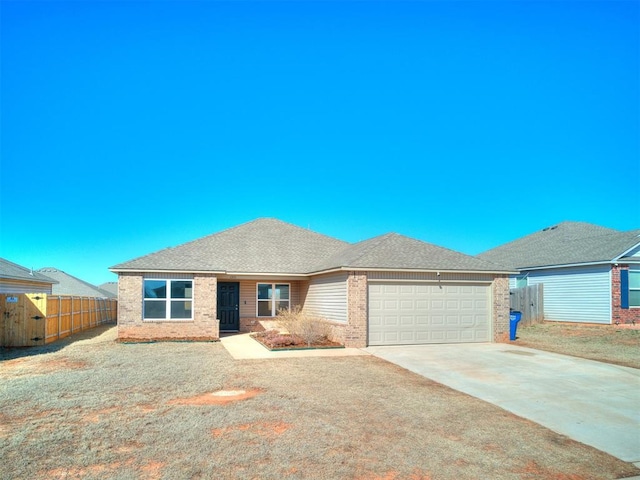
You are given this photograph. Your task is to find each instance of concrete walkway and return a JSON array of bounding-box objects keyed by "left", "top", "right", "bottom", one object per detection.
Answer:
[
  {"left": 366, "top": 343, "right": 640, "bottom": 465},
  {"left": 220, "top": 332, "right": 370, "bottom": 360}
]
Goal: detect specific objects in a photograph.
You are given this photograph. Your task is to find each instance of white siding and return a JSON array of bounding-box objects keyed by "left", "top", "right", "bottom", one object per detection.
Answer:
[
  {"left": 0, "top": 281, "right": 52, "bottom": 294},
  {"left": 526, "top": 265, "right": 611, "bottom": 324},
  {"left": 509, "top": 276, "right": 517, "bottom": 289},
  {"left": 303, "top": 272, "right": 348, "bottom": 323}
]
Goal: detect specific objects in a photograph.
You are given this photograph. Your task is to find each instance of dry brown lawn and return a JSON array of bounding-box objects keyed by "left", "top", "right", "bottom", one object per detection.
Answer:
[
  {"left": 1, "top": 324, "right": 638, "bottom": 480},
  {"left": 515, "top": 321, "right": 640, "bottom": 369}
]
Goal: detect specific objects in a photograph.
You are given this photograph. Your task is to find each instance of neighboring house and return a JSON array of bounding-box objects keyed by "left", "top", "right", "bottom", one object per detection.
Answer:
[
  {"left": 110, "top": 218, "right": 514, "bottom": 347},
  {"left": 99, "top": 282, "right": 118, "bottom": 298},
  {"left": 478, "top": 222, "right": 640, "bottom": 325},
  {"left": 37, "top": 268, "right": 117, "bottom": 298},
  {"left": 0, "top": 258, "right": 57, "bottom": 293}
]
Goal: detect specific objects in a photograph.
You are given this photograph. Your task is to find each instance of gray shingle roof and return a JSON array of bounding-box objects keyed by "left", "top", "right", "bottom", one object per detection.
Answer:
[
  {"left": 37, "top": 268, "right": 116, "bottom": 298},
  {"left": 0, "top": 258, "right": 57, "bottom": 284},
  {"left": 477, "top": 222, "right": 640, "bottom": 270},
  {"left": 98, "top": 282, "right": 118, "bottom": 297},
  {"left": 111, "top": 218, "right": 349, "bottom": 274},
  {"left": 112, "top": 218, "right": 513, "bottom": 274},
  {"left": 313, "top": 233, "right": 507, "bottom": 272}
]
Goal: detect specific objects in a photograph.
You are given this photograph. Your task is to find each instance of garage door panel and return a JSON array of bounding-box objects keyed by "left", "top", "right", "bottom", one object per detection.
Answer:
[
  {"left": 400, "top": 316, "right": 414, "bottom": 325},
  {"left": 368, "top": 282, "right": 491, "bottom": 346},
  {"left": 400, "top": 300, "right": 415, "bottom": 310},
  {"left": 384, "top": 315, "right": 399, "bottom": 326}
]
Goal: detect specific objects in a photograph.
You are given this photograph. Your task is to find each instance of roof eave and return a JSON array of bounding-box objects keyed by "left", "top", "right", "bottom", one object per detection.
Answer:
[
  {"left": 110, "top": 268, "right": 227, "bottom": 275},
  {"left": 110, "top": 268, "right": 311, "bottom": 277},
  {"left": 309, "top": 266, "right": 517, "bottom": 275},
  {"left": 515, "top": 260, "right": 634, "bottom": 271},
  {"left": 613, "top": 240, "right": 640, "bottom": 262},
  {"left": 0, "top": 275, "right": 58, "bottom": 284}
]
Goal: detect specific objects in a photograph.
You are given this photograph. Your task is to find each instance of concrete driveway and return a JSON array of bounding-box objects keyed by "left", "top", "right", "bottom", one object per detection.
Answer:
[{"left": 366, "top": 343, "right": 640, "bottom": 465}]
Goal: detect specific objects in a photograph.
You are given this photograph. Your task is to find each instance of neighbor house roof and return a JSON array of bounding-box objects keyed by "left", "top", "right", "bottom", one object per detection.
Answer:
[
  {"left": 111, "top": 218, "right": 513, "bottom": 275},
  {"left": 477, "top": 222, "right": 640, "bottom": 270},
  {"left": 37, "top": 268, "right": 116, "bottom": 298},
  {"left": 0, "top": 258, "right": 57, "bottom": 285},
  {"left": 98, "top": 282, "right": 118, "bottom": 297}
]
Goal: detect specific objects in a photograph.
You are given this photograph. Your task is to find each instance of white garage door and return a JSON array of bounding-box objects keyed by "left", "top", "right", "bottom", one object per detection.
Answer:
[{"left": 368, "top": 282, "right": 491, "bottom": 345}]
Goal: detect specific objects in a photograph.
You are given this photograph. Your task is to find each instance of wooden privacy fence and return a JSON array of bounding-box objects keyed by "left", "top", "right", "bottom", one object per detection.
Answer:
[
  {"left": 1, "top": 293, "right": 117, "bottom": 347},
  {"left": 510, "top": 284, "right": 544, "bottom": 326}
]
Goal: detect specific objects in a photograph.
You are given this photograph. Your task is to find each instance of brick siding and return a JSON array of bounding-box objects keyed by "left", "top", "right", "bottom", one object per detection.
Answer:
[
  {"left": 612, "top": 265, "right": 640, "bottom": 324},
  {"left": 344, "top": 272, "right": 368, "bottom": 348},
  {"left": 117, "top": 273, "right": 219, "bottom": 341},
  {"left": 492, "top": 275, "right": 511, "bottom": 342}
]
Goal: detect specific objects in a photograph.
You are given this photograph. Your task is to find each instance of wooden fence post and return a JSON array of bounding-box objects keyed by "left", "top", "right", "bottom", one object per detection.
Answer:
[{"left": 57, "top": 296, "right": 62, "bottom": 340}]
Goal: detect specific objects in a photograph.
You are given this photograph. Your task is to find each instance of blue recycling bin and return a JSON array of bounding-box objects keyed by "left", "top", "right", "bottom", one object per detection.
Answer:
[{"left": 509, "top": 311, "right": 522, "bottom": 341}]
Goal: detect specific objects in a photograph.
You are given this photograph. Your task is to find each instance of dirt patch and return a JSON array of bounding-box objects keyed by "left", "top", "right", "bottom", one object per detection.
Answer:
[
  {"left": 83, "top": 407, "right": 120, "bottom": 423},
  {"left": 115, "top": 441, "right": 145, "bottom": 454},
  {"left": 41, "top": 357, "right": 88, "bottom": 371},
  {"left": 0, "top": 356, "right": 88, "bottom": 379},
  {"left": 355, "top": 470, "right": 432, "bottom": 480},
  {"left": 512, "top": 460, "right": 587, "bottom": 480},
  {"left": 139, "top": 460, "right": 165, "bottom": 480},
  {"left": 212, "top": 421, "right": 292, "bottom": 438},
  {"left": 168, "top": 389, "right": 262, "bottom": 406},
  {"left": 46, "top": 464, "right": 120, "bottom": 478},
  {"left": 44, "top": 459, "right": 165, "bottom": 480}
]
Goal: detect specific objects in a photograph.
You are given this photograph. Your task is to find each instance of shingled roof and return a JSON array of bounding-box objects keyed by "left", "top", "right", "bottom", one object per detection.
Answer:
[
  {"left": 0, "top": 258, "right": 57, "bottom": 285},
  {"left": 37, "top": 268, "right": 116, "bottom": 298},
  {"left": 313, "top": 233, "right": 506, "bottom": 273},
  {"left": 111, "top": 218, "right": 349, "bottom": 274},
  {"left": 478, "top": 222, "right": 640, "bottom": 270},
  {"left": 111, "top": 218, "right": 512, "bottom": 274}
]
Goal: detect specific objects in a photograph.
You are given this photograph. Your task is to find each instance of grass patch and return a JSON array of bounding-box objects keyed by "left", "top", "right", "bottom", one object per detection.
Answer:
[
  {"left": 1, "top": 324, "right": 637, "bottom": 479},
  {"left": 515, "top": 322, "right": 640, "bottom": 369}
]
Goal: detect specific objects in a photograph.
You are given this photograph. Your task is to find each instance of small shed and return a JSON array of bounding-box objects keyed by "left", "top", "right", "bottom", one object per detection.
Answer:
[{"left": 0, "top": 258, "right": 56, "bottom": 294}]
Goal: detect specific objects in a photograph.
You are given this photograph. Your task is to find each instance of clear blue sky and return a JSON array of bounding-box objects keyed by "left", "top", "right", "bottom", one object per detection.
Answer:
[{"left": 1, "top": 0, "right": 638, "bottom": 286}]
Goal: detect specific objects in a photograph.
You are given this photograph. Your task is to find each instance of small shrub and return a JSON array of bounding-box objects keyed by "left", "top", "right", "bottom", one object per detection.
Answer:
[{"left": 275, "top": 306, "right": 333, "bottom": 347}]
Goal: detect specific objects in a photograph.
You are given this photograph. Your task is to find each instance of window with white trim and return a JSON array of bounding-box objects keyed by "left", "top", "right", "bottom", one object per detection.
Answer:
[
  {"left": 630, "top": 271, "right": 640, "bottom": 307},
  {"left": 144, "top": 279, "right": 193, "bottom": 320},
  {"left": 257, "top": 283, "right": 290, "bottom": 317}
]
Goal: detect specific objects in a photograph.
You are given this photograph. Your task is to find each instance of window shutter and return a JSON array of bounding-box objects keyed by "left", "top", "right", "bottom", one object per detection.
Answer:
[{"left": 620, "top": 269, "right": 629, "bottom": 309}]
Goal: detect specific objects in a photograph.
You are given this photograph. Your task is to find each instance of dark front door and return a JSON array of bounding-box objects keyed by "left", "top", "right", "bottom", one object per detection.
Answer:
[{"left": 217, "top": 282, "right": 240, "bottom": 331}]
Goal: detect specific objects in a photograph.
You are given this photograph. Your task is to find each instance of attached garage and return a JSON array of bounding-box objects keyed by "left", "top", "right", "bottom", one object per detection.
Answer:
[{"left": 368, "top": 282, "right": 491, "bottom": 345}]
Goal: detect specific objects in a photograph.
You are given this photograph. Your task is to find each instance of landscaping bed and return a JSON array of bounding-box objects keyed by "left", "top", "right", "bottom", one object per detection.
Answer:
[
  {"left": 251, "top": 329, "right": 343, "bottom": 351},
  {"left": 251, "top": 307, "right": 344, "bottom": 351},
  {"left": 515, "top": 321, "right": 640, "bottom": 369}
]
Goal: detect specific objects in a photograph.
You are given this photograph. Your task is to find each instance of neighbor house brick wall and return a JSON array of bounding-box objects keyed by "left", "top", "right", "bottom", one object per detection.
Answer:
[
  {"left": 612, "top": 265, "right": 640, "bottom": 324},
  {"left": 117, "top": 273, "right": 219, "bottom": 341},
  {"left": 345, "top": 272, "right": 368, "bottom": 348},
  {"left": 493, "top": 275, "right": 510, "bottom": 342}
]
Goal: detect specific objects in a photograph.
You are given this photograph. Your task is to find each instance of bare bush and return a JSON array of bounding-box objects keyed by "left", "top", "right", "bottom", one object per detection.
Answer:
[{"left": 276, "top": 306, "right": 333, "bottom": 347}]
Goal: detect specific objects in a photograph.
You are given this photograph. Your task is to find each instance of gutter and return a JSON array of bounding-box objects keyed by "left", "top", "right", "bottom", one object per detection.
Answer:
[
  {"left": 516, "top": 260, "right": 640, "bottom": 272},
  {"left": 308, "top": 266, "right": 517, "bottom": 276}
]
